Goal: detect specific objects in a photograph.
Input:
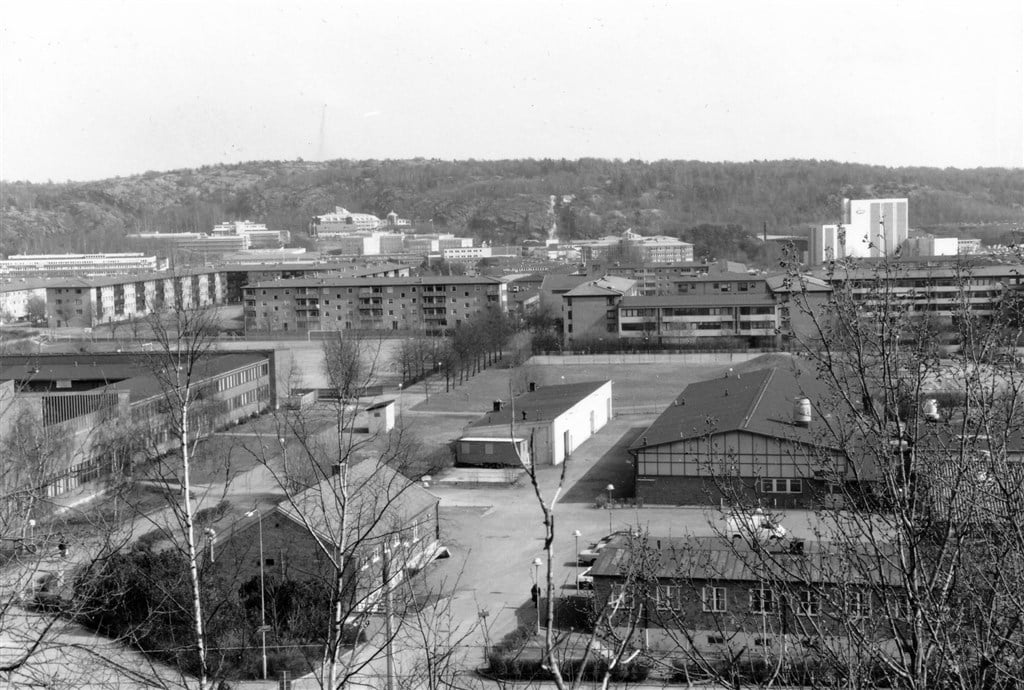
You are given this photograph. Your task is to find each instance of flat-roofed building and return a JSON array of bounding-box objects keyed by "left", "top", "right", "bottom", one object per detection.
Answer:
[
  {"left": 310, "top": 207, "right": 383, "bottom": 236},
  {"left": 459, "top": 380, "right": 612, "bottom": 466},
  {"left": 0, "top": 253, "right": 164, "bottom": 278},
  {"left": 0, "top": 351, "right": 276, "bottom": 505}
]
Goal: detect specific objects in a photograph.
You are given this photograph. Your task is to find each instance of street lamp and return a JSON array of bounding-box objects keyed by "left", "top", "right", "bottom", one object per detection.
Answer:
[
  {"left": 606, "top": 484, "right": 615, "bottom": 533},
  {"left": 244, "top": 509, "right": 268, "bottom": 680},
  {"left": 203, "top": 528, "right": 216, "bottom": 562},
  {"left": 532, "top": 557, "right": 543, "bottom": 634},
  {"left": 573, "top": 530, "right": 581, "bottom": 588}
]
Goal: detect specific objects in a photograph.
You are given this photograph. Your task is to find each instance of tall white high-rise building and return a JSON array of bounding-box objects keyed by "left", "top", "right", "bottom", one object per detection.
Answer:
[{"left": 841, "top": 198, "right": 909, "bottom": 258}]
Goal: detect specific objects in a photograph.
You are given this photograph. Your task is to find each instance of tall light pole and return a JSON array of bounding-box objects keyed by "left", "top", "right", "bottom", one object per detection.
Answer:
[
  {"left": 204, "top": 528, "right": 216, "bottom": 562},
  {"left": 532, "top": 557, "right": 543, "bottom": 634},
  {"left": 244, "top": 509, "right": 268, "bottom": 680},
  {"left": 573, "top": 530, "right": 581, "bottom": 588},
  {"left": 606, "top": 484, "right": 615, "bottom": 533}
]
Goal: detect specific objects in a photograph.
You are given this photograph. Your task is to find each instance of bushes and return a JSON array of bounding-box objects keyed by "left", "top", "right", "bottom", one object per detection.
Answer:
[{"left": 486, "top": 651, "right": 650, "bottom": 682}]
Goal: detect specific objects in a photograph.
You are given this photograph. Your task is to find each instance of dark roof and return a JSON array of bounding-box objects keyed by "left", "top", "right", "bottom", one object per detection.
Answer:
[
  {"left": 590, "top": 535, "right": 901, "bottom": 586},
  {"left": 630, "top": 366, "right": 834, "bottom": 451},
  {"left": 0, "top": 352, "right": 267, "bottom": 402},
  {"left": 39, "top": 268, "right": 221, "bottom": 289},
  {"left": 765, "top": 274, "right": 833, "bottom": 294},
  {"left": 228, "top": 261, "right": 414, "bottom": 274},
  {"left": 468, "top": 380, "right": 610, "bottom": 428},
  {"left": 365, "top": 399, "right": 395, "bottom": 411},
  {"left": 275, "top": 460, "right": 438, "bottom": 544},
  {"left": 540, "top": 274, "right": 591, "bottom": 294}
]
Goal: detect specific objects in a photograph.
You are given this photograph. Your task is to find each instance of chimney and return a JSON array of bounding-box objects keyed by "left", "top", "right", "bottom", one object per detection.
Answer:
[
  {"left": 492, "top": 400, "right": 502, "bottom": 412},
  {"left": 793, "top": 397, "right": 812, "bottom": 427},
  {"left": 529, "top": 381, "right": 536, "bottom": 392},
  {"left": 521, "top": 410, "right": 527, "bottom": 421}
]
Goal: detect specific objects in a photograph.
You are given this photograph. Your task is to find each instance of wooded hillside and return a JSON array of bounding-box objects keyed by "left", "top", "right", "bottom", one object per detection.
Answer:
[{"left": 2, "top": 158, "right": 1021, "bottom": 258}]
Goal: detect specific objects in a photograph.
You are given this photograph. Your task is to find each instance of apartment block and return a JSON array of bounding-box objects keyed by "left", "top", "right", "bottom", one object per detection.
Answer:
[
  {"left": 243, "top": 275, "right": 507, "bottom": 335},
  {"left": 45, "top": 270, "right": 225, "bottom": 328},
  {"left": 562, "top": 276, "right": 637, "bottom": 343}
]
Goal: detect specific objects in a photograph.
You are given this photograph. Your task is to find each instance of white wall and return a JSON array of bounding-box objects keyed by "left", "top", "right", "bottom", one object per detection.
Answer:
[{"left": 550, "top": 381, "right": 613, "bottom": 464}]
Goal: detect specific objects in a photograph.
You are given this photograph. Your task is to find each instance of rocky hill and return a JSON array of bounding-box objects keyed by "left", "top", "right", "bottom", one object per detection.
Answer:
[{"left": 2, "top": 158, "right": 1021, "bottom": 261}]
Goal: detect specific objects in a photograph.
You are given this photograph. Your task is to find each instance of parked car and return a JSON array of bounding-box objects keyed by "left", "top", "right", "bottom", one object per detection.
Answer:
[
  {"left": 576, "top": 567, "right": 594, "bottom": 590},
  {"left": 725, "top": 509, "right": 788, "bottom": 543},
  {"left": 577, "top": 531, "right": 629, "bottom": 565}
]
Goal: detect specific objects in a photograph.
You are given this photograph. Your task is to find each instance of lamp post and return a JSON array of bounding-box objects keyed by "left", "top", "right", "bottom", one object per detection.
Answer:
[
  {"left": 244, "top": 509, "right": 268, "bottom": 680},
  {"left": 532, "top": 557, "right": 543, "bottom": 634},
  {"left": 573, "top": 530, "right": 581, "bottom": 588},
  {"left": 606, "top": 484, "right": 615, "bottom": 533},
  {"left": 203, "top": 528, "right": 216, "bottom": 562}
]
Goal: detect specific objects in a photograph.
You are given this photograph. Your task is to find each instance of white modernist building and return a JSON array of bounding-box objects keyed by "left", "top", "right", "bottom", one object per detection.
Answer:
[
  {"left": 808, "top": 225, "right": 843, "bottom": 265},
  {"left": 0, "top": 253, "right": 163, "bottom": 277},
  {"left": 841, "top": 198, "right": 909, "bottom": 258},
  {"left": 311, "top": 207, "right": 383, "bottom": 236}
]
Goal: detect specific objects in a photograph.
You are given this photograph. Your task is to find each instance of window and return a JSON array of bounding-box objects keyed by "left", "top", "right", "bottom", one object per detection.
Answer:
[
  {"left": 610, "top": 584, "right": 636, "bottom": 609},
  {"left": 760, "top": 478, "right": 803, "bottom": 494},
  {"left": 702, "top": 586, "right": 726, "bottom": 612},
  {"left": 657, "top": 585, "right": 681, "bottom": 611},
  {"left": 484, "top": 443, "right": 494, "bottom": 455},
  {"left": 707, "top": 635, "right": 725, "bottom": 645},
  {"left": 750, "top": 587, "right": 775, "bottom": 614},
  {"left": 798, "top": 590, "right": 821, "bottom": 616},
  {"left": 846, "top": 591, "right": 871, "bottom": 617}
]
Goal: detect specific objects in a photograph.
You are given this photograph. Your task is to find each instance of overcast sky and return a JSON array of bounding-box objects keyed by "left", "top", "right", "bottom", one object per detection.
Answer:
[{"left": 1, "top": 0, "right": 1021, "bottom": 182}]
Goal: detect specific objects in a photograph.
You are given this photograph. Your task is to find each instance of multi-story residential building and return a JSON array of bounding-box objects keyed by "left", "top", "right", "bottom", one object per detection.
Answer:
[
  {"left": 823, "top": 262, "right": 1024, "bottom": 321},
  {"left": 958, "top": 238, "right": 982, "bottom": 254},
  {"left": 310, "top": 207, "right": 383, "bottom": 236},
  {"left": 223, "top": 261, "right": 413, "bottom": 303},
  {"left": 841, "top": 198, "right": 909, "bottom": 258},
  {"left": 243, "top": 275, "right": 507, "bottom": 335},
  {"left": 593, "top": 261, "right": 712, "bottom": 296},
  {"left": 0, "top": 352, "right": 276, "bottom": 504},
  {"left": 562, "top": 276, "right": 637, "bottom": 343},
  {"left": 618, "top": 293, "right": 779, "bottom": 348},
  {"left": 0, "top": 253, "right": 165, "bottom": 278},
  {"left": 45, "top": 269, "right": 225, "bottom": 328},
  {"left": 0, "top": 280, "right": 48, "bottom": 323}
]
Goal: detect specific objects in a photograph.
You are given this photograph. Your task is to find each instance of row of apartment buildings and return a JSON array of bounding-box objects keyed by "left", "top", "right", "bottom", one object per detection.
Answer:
[{"left": 557, "top": 260, "right": 1024, "bottom": 348}]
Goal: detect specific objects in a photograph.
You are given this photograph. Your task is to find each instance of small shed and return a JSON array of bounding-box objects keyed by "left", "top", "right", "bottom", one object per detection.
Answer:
[{"left": 365, "top": 399, "right": 396, "bottom": 435}]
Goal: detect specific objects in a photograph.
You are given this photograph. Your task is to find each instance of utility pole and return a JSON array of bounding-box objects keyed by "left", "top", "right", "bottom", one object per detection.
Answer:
[{"left": 382, "top": 543, "right": 395, "bottom": 690}]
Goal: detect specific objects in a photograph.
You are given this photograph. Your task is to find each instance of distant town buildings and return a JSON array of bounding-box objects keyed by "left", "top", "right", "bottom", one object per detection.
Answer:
[
  {"left": 575, "top": 230, "right": 695, "bottom": 264},
  {"left": 310, "top": 207, "right": 384, "bottom": 236},
  {"left": 0, "top": 253, "right": 165, "bottom": 278},
  {"left": 210, "top": 220, "right": 290, "bottom": 248}
]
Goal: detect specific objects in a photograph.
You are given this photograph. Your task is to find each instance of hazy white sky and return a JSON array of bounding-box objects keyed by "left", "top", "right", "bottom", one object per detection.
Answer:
[{"left": 2, "top": 0, "right": 1021, "bottom": 182}]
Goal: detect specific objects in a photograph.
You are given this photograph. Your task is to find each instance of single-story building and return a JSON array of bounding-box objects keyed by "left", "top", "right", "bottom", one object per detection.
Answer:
[
  {"left": 630, "top": 366, "right": 843, "bottom": 508},
  {"left": 458, "top": 380, "right": 613, "bottom": 466}
]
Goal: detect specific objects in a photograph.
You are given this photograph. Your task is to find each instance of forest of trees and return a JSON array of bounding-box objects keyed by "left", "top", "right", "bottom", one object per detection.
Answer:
[{"left": 2, "top": 158, "right": 1021, "bottom": 257}]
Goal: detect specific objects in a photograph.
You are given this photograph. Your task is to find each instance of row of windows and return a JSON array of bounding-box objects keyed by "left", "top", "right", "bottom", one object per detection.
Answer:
[
  {"left": 225, "top": 385, "right": 270, "bottom": 410},
  {"left": 216, "top": 364, "right": 267, "bottom": 392},
  {"left": 611, "top": 584, "right": 871, "bottom": 617}
]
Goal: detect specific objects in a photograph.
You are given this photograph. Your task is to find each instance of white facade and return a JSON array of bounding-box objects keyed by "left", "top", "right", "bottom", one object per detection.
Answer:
[
  {"left": 312, "top": 207, "right": 383, "bottom": 236},
  {"left": 443, "top": 246, "right": 489, "bottom": 260},
  {"left": 548, "top": 382, "right": 614, "bottom": 463},
  {"left": 0, "top": 285, "right": 46, "bottom": 323},
  {"left": 841, "top": 198, "right": 909, "bottom": 258},
  {"left": 809, "top": 225, "right": 843, "bottom": 264},
  {"left": 904, "top": 236, "right": 959, "bottom": 258},
  {"left": 0, "top": 253, "right": 161, "bottom": 277}
]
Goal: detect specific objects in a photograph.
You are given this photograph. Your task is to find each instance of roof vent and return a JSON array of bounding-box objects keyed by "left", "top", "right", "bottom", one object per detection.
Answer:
[
  {"left": 922, "top": 398, "right": 940, "bottom": 423},
  {"left": 793, "top": 397, "right": 812, "bottom": 427}
]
